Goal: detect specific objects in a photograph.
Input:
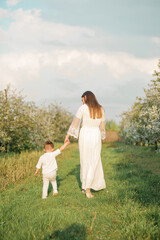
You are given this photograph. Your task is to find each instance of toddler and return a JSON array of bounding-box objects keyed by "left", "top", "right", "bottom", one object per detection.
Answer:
[{"left": 35, "top": 140, "right": 70, "bottom": 199}]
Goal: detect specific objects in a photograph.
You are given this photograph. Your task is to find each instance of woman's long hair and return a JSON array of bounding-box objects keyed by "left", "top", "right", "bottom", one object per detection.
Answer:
[{"left": 81, "top": 91, "right": 102, "bottom": 119}]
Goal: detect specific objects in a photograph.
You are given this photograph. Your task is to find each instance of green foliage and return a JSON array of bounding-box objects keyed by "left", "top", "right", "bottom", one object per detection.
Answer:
[
  {"left": 0, "top": 86, "right": 73, "bottom": 153},
  {"left": 0, "top": 143, "right": 160, "bottom": 239},
  {"left": 120, "top": 60, "right": 160, "bottom": 149},
  {"left": 105, "top": 120, "right": 119, "bottom": 131},
  {"left": 0, "top": 86, "right": 35, "bottom": 152}
]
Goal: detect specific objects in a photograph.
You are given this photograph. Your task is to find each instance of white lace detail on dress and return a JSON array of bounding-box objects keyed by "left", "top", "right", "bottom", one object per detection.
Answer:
[
  {"left": 67, "top": 126, "right": 79, "bottom": 139},
  {"left": 67, "top": 116, "right": 81, "bottom": 139},
  {"left": 101, "top": 129, "right": 106, "bottom": 140}
]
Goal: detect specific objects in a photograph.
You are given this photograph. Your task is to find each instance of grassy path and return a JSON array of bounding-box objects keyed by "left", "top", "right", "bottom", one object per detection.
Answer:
[{"left": 0, "top": 143, "right": 160, "bottom": 240}]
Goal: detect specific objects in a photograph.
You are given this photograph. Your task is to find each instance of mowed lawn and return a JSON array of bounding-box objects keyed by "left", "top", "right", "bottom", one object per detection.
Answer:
[{"left": 0, "top": 142, "right": 160, "bottom": 240}]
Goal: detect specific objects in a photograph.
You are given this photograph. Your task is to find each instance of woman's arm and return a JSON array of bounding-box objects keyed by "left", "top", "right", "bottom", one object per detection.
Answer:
[
  {"left": 64, "top": 105, "right": 84, "bottom": 142},
  {"left": 100, "top": 108, "right": 106, "bottom": 140},
  {"left": 100, "top": 120, "right": 106, "bottom": 140},
  {"left": 64, "top": 117, "right": 81, "bottom": 142}
]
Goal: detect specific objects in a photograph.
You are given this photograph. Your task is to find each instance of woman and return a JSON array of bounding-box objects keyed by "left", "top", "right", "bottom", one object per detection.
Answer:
[{"left": 65, "top": 91, "right": 106, "bottom": 198}]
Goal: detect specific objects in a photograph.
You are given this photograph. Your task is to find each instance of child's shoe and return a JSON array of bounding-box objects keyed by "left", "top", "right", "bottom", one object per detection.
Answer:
[{"left": 53, "top": 192, "right": 58, "bottom": 197}]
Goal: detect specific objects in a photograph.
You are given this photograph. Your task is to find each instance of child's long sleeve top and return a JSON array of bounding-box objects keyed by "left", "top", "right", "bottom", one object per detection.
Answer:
[{"left": 36, "top": 149, "right": 61, "bottom": 174}]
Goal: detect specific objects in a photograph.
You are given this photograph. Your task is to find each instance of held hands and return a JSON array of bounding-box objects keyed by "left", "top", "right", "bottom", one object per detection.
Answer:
[
  {"left": 64, "top": 135, "right": 69, "bottom": 144},
  {"left": 60, "top": 138, "right": 70, "bottom": 152},
  {"left": 65, "top": 139, "right": 70, "bottom": 146}
]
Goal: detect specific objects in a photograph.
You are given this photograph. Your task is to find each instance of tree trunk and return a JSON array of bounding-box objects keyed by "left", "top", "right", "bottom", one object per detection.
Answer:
[
  {"left": 155, "top": 141, "right": 158, "bottom": 150},
  {"left": 5, "top": 143, "right": 8, "bottom": 153}
]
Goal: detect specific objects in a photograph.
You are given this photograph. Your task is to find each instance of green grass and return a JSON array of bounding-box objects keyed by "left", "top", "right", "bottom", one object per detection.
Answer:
[{"left": 0, "top": 142, "right": 160, "bottom": 240}]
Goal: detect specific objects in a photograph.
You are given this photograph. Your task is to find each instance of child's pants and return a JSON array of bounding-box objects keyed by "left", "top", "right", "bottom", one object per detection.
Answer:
[{"left": 42, "top": 170, "right": 57, "bottom": 199}]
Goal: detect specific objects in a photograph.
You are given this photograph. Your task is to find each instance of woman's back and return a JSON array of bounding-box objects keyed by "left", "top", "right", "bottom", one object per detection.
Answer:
[{"left": 78, "top": 104, "right": 105, "bottom": 128}]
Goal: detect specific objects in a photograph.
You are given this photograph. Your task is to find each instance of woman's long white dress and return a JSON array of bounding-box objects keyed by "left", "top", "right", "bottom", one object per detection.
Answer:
[{"left": 68, "top": 104, "right": 106, "bottom": 191}]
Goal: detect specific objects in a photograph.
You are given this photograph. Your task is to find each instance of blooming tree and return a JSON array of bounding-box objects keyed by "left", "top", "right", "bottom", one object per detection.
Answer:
[
  {"left": 120, "top": 60, "right": 160, "bottom": 150},
  {"left": 0, "top": 86, "right": 72, "bottom": 152}
]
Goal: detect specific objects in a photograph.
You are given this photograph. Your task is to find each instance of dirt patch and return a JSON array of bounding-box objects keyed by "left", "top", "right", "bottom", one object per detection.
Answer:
[{"left": 104, "top": 130, "right": 122, "bottom": 142}]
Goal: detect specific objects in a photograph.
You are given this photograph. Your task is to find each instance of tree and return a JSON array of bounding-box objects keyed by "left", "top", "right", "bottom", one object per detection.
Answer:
[
  {"left": 0, "top": 86, "right": 36, "bottom": 152},
  {"left": 120, "top": 60, "right": 160, "bottom": 150},
  {"left": 0, "top": 85, "right": 72, "bottom": 152}
]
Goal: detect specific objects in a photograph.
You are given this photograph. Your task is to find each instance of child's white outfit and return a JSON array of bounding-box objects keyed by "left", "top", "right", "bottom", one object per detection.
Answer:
[{"left": 36, "top": 149, "right": 61, "bottom": 199}]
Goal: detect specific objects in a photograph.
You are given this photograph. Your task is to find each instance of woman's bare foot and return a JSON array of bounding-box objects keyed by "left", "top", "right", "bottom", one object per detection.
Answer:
[{"left": 86, "top": 189, "right": 94, "bottom": 198}]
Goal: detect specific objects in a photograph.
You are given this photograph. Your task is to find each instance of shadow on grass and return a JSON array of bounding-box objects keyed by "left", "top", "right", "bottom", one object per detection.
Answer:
[
  {"left": 66, "top": 164, "right": 82, "bottom": 190},
  {"left": 113, "top": 159, "right": 160, "bottom": 207},
  {"left": 45, "top": 223, "right": 86, "bottom": 240}
]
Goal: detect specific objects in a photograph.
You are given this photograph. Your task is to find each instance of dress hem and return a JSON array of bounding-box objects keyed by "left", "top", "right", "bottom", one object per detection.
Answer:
[{"left": 85, "top": 185, "right": 106, "bottom": 191}]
